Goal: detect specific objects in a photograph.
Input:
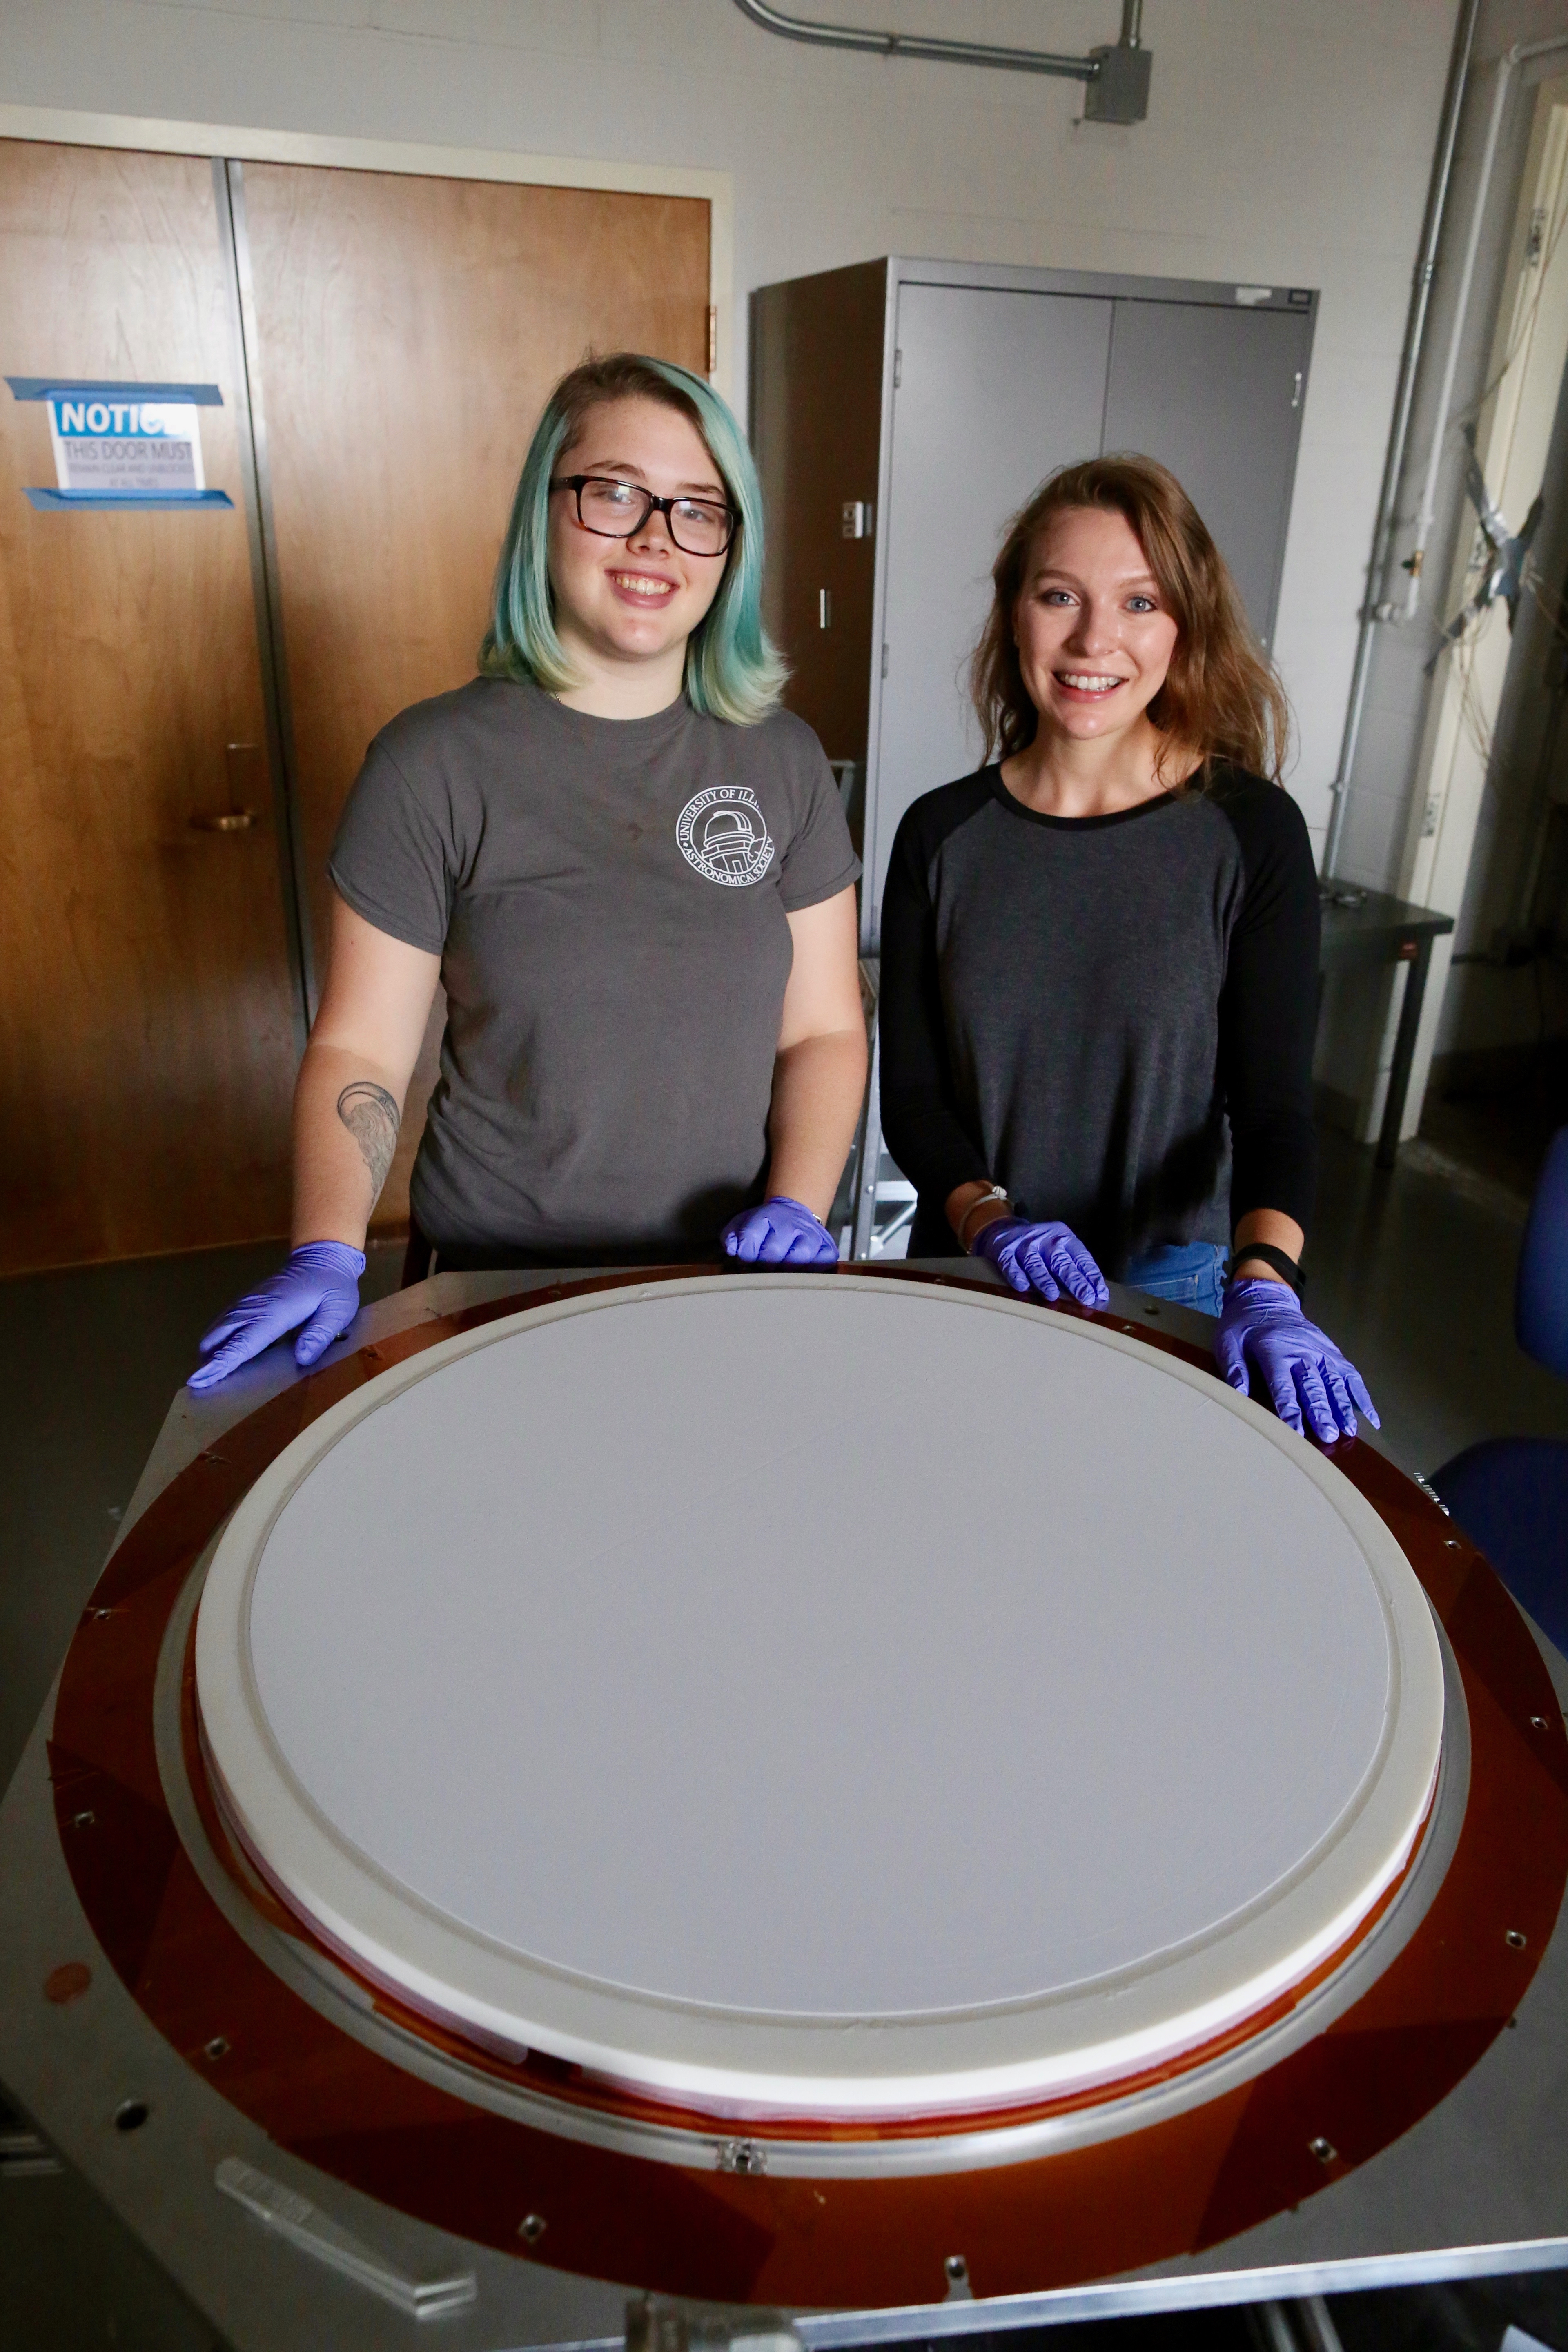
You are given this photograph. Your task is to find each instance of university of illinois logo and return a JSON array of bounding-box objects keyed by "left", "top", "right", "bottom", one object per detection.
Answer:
[{"left": 676, "top": 786, "right": 775, "bottom": 888}]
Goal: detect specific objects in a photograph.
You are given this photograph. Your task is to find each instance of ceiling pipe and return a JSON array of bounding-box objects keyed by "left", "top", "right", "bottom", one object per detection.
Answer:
[
  {"left": 1320, "top": 0, "right": 1481, "bottom": 878},
  {"left": 729, "top": 0, "right": 1152, "bottom": 117}
]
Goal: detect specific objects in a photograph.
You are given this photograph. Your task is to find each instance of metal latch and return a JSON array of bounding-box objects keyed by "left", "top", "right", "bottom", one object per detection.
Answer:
[
  {"left": 628, "top": 2295, "right": 804, "bottom": 2352},
  {"left": 215, "top": 2157, "right": 477, "bottom": 2319},
  {"left": 0, "top": 2125, "right": 62, "bottom": 2177}
]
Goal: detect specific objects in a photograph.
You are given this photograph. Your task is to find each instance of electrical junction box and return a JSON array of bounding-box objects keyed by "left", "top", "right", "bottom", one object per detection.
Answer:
[{"left": 1084, "top": 42, "right": 1152, "bottom": 124}]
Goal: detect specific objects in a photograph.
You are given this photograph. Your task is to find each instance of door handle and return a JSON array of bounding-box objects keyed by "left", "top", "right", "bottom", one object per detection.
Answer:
[
  {"left": 192, "top": 741, "right": 263, "bottom": 831},
  {"left": 191, "top": 808, "right": 257, "bottom": 832}
]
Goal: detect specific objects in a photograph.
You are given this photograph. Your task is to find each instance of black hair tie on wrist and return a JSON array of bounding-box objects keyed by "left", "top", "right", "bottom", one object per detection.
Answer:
[{"left": 1227, "top": 1242, "right": 1304, "bottom": 1296}]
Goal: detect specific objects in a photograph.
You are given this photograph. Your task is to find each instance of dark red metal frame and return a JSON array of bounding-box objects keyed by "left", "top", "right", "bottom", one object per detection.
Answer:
[{"left": 44, "top": 1270, "right": 1568, "bottom": 2309}]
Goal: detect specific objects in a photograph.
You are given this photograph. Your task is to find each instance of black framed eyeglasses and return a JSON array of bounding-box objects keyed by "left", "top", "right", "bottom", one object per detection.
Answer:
[{"left": 550, "top": 473, "right": 737, "bottom": 558}]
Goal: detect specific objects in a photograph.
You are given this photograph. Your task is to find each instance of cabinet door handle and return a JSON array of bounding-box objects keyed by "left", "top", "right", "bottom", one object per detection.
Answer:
[{"left": 191, "top": 808, "right": 257, "bottom": 833}]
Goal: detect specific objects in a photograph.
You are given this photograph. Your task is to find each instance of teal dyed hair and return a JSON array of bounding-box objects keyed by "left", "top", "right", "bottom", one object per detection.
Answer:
[{"left": 479, "top": 352, "right": 786, "bottom": 726}]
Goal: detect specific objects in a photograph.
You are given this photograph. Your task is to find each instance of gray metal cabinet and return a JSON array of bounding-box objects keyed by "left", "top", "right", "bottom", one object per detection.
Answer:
[
  {"left": 751, "top": 258, "right": 1316, "bottom": 949},
  {"left": 1101, "top": 298, "right": 1312, "bottom": 648},
  {"left": 877, "top": 287, "right": 1114, "bottom": 916}
]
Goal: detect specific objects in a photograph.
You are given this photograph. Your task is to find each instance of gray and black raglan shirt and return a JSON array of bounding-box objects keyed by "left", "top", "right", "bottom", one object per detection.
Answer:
[{"left": 879, "top": 765, "right": 1319, "bottom": 1274}]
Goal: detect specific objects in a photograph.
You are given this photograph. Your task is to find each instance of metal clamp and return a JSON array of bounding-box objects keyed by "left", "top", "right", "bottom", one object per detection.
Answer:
[
  {"left": 215, "top": 2156, "right": 477, "bottom": 2320},
  {"left": 628, "top": 2296, "right": 804, "bottom": 2352}
]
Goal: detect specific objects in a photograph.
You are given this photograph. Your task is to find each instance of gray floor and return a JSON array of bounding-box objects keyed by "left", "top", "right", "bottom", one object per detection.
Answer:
[
  {"left": 1306, "top": 1125, "right": 1568, "bottom": 1478},
  {"left": 2, "top": 1142, "right": 1567, "bottom": 2351}
]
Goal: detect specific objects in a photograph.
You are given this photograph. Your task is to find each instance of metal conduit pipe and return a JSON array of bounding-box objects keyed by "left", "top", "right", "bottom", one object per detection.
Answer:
[
  {"left": 1326, "top": 18, "right": 1568, "bottom": 874},
  {"left": 1401, "top": 26, "right": 1568, "bottom": 624},
  {"left": 1399, "top": 50, "right": 1515, "bottom": 628},
  {"left": 1321, "top": 0, "right": 1480, "bottom": 878},
  {"left": 731, "top": 0, "right": 1149, "bottom": 114}
]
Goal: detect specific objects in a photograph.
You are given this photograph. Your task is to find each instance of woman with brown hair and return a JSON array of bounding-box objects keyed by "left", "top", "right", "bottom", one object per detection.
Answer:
[{"left": 878, "top": 455, "right": 1375, "bottom": 1443}]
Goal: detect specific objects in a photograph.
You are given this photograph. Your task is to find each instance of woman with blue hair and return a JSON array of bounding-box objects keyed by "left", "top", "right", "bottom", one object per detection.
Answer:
[{"left": 191, "top": 353, "right": 865, "bottom": 1387}]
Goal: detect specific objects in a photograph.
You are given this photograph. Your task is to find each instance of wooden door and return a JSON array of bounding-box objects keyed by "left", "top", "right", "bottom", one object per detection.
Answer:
[
  {"left": 0, "top": 140, "right": 300, "bottom": 1274},
  {"left": 238, "top": 165, "right": 710, "bottom": 1228}
]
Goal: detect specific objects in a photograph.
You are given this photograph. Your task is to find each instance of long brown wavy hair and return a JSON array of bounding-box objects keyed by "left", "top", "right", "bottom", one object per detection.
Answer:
[{"left": 969, "top": 454, "right": 1290, "bottom": 786}]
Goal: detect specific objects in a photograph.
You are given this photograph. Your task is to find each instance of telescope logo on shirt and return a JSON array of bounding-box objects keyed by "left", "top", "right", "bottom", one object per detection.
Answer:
[{"left": 676, "top": 787, "right": 775, "bottom": 888}]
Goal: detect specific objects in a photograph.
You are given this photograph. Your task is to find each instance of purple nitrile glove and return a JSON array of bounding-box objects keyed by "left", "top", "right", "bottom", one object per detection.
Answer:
[
  {"left": 973, "top": 1217, "right": 1109, "bottom": 1310},
  {"left": 721, "top": 1195, "right": 839, "bottom": 1267},
  {"left": 1214, "top": 1278, "right": 1379, "bottom": 1443},
  {"left": 187, "top": 1241, "right": 367, "bottom": 1391}
]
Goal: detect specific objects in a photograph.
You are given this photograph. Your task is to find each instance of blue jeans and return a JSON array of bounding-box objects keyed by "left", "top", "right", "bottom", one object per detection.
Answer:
[{"left": 1120, "top": 1240, "right": 1227, "bottom": 1318}]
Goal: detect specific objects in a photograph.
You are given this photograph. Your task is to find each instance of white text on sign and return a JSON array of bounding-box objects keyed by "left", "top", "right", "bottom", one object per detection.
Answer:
[{"left": 48, "top": 400, "right": 206, "bottom": 494}]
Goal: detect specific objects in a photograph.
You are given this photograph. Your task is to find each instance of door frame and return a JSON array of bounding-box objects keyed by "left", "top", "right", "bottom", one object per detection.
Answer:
[
  {"left": 0, "top": 107, "right": 734, "bottom": 396},
  {"left": 1372, "top": 70, "right": 1568, "bottom": 1141}
]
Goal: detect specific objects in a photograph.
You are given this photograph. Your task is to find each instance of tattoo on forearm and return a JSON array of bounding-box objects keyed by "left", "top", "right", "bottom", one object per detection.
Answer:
[{"left": 336, "top": 1081, "right": 400, "bottom": 1203}]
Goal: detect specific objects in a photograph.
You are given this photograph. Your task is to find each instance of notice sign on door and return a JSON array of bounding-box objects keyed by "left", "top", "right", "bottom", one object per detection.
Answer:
[
  {"left": 6, "top": 375, "right": 233, "bottom": 510},
  {"left": 49, "top": 396, "right": 205, "bottom": 492}
]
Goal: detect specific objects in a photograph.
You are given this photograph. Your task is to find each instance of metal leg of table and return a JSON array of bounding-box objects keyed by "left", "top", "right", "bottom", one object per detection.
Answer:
[
  {"left": 1376, "top": 935, "right": 1434, "bottom": 1172},
  {"left": 1253, "top": 2297, "right": 1346, "bottom": 2352},
  {"left": 850, "top": 1015, "right": 884, "bottom": 1261},
  {"left": 1295, "top": 2294, "right": 1348, "bottom": 2352}
]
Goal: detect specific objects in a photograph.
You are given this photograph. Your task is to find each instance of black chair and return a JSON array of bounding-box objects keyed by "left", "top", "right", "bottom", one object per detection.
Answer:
[{"left": 1431, "top": 1127, "right": 1568, "bottom": 1650}]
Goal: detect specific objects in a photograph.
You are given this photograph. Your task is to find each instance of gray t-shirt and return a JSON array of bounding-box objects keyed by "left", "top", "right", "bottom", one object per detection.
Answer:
[{"left": 328, "top": 677, "right": 860, "bottom": 1254}]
